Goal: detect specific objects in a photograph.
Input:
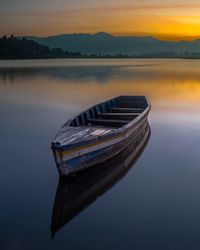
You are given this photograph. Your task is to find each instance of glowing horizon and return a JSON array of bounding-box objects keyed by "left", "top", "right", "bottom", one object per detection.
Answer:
[{"left": 2, "top": 0, "right": 200, "bottom": 41}]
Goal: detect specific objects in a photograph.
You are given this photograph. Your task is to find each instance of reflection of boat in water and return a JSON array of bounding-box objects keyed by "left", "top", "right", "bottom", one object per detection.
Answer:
[
  {"left": 51, "top": 122, "right": 151, "bottom": 237},
  {"left": 52, "top": 96, "right": 151, "bottom": 176}
]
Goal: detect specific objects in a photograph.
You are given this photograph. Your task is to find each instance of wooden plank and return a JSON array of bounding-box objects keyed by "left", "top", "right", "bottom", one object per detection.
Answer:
[
  {"left": 55, "top": 127, "right": 95, "bottom": 145},
  {"left": 118, "top": 101, "right": 144, "bottom": 104},
  {"left": 54, "top": 127, "right": 94, "bottom": 145},
  {"left": 119, "top": 96, "right": 144, "bottom": 99},
  {"left": 98, "top": 112, "right": 140, "bottom": 116},
  {"left": 70, "top": 128, "right": 113, "bottom": 145},
  {"left": 54, "top": 127, "right": 81, "bottom": 142},
  {"left": 117, "top": 102, "right": 145, "bottom": 108},
  {"left": 97, "top": 113, "right": 139, "bottom": 120},
  {"left": 109, "top": 107, "right": 143, "bottom": 113},
  {"left": 87, "top": 118, "right": 128, "bottom": 125}
]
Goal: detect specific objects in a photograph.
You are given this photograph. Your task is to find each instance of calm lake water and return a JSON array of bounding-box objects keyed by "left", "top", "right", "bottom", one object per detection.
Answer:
[{"left": 1, "top": 59, "right": 200, "bottom": 250}]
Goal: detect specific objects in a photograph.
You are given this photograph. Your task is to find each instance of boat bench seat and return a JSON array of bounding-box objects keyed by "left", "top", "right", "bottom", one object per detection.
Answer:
[
  {"left": 109, "top": 108, "right": 144, "bottom": 113},
  {"left": 117, "top": 101, "right": 145, "bottom": 108},
  {"left": 98, "top": 112, "right": 140, "bottom": 116},
  {"left": 118, "top": 101, "right": 144, "bottom": 104},
  {"left": 97, "top": 112, "right": 139, "bottom": 120},
  {"left": 87, "top": 118, "right": 128, "bottom": 127}
]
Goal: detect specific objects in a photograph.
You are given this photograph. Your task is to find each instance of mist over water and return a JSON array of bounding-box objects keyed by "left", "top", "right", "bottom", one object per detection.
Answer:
[{"left": 1, "top": 59, "right": 200, "bottom": 250}]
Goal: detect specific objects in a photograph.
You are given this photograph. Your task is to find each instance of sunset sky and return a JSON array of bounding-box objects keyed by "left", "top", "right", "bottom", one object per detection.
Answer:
[{"left": 2, "top": 0, "right": 200, "bottom": 40}]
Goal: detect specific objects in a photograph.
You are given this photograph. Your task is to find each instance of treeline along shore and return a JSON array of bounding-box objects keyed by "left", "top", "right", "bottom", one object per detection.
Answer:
[
  {"left": 0, "top": 35, "right": 82, "bottom": 59},
  {"left": 1, "top": 35, "right": 200, "bottom": 59}
]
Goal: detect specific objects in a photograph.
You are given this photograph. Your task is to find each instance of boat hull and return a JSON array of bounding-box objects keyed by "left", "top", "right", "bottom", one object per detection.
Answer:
[{"left": 53, "top": 114, "right": 149, "bottom": 176}]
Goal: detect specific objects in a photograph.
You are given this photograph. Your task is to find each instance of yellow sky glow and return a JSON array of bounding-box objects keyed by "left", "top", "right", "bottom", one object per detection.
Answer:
[{"left": 2, "top": 1, "right": 200, "bottom": 40}]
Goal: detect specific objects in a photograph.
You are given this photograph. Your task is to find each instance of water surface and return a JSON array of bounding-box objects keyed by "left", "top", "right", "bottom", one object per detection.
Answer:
[{"left": 1, "top": 59, "right": 200, "bottom": 250}]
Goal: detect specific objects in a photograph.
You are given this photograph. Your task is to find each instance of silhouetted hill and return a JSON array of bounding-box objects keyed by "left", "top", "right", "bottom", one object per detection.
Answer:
[
  {"left": 25, "top": 32, "right": 200, "bottom": 56},
  {"left": 0, "top": 35, "right": 82, "bottom": 59}
]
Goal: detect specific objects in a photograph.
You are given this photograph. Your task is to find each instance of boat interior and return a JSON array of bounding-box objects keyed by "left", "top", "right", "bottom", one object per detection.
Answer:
[{"left": 69, "top": 96, "right": 148, "bottom": 128}]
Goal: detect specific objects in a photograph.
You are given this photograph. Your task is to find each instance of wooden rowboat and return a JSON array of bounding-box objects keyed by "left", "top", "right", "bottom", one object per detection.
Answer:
[
  {"left": 51, "top": 124, "right": 151, "bottom": 237},
  {"left": 51, "top": 95, "right": 151, "bottom": 176}
]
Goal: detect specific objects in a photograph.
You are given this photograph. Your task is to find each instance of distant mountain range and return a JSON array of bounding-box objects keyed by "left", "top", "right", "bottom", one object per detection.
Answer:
[{"left": 24, "top": 32, "right": 200, "bottom": 56}]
